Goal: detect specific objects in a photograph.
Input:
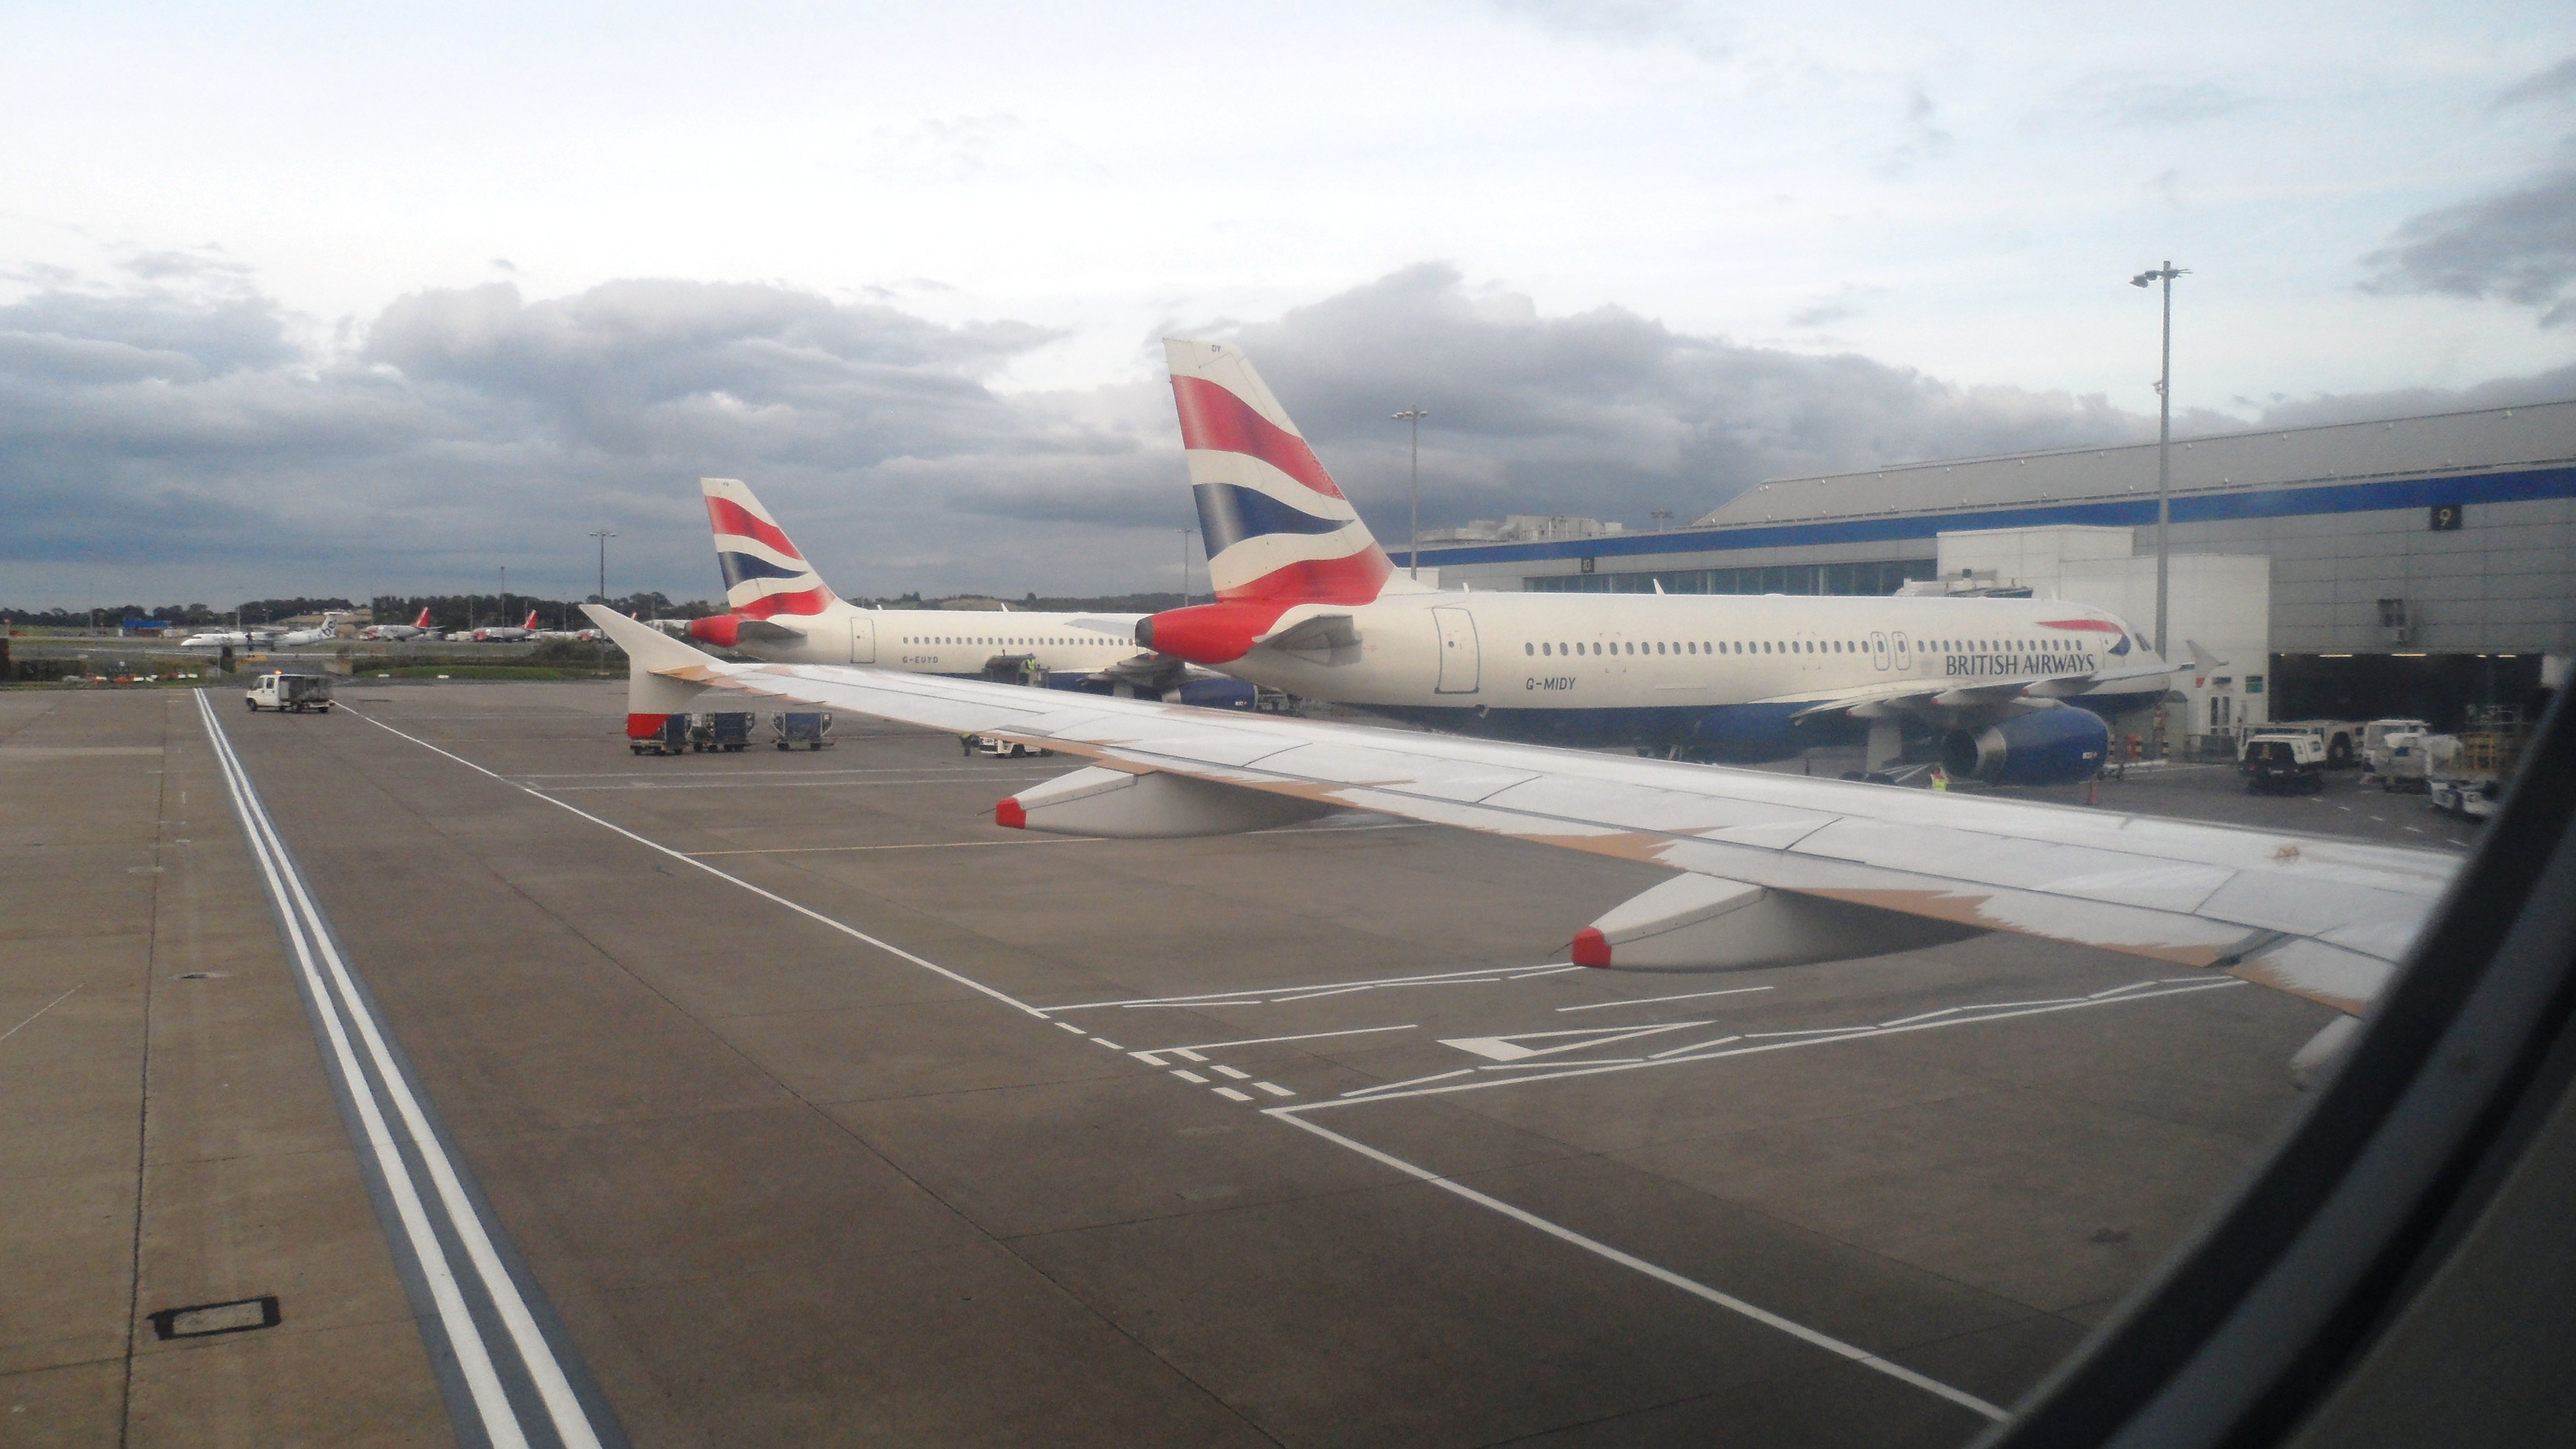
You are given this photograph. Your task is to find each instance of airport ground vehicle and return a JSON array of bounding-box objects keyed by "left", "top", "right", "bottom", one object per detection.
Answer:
[
  {"left": 2267, "top": 717, "right": 2365, "bottom": 768},
  {"left": 972, "top": 735, "right": 1054, "bottom": 759},
  {"left": 687, "top": 712, "right": 754, "bottom": 752},
  {"left": 2361, "top": 717, "right": 2436, "bottom": 777},
  {"left": 628, "top": 714, "right": 691, "bottom": 755},
  {"left": 771, "top": 712, "right": 835, "bottom": 750},
  {"left": 244, "top": 672, "right": 332, "bottom": 712},
  {"left": 2376, "top": 728, "right": 2457, "bottom": 793},
  {"left": 2240, "top": 731, "right": 2325, "bottom": 794}
]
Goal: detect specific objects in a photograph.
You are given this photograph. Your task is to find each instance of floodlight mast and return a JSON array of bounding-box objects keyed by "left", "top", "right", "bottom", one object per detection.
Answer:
[
  {"left": 1393, "top": 408, "right": 1429, "bottom": 578},
  {"left": 2130, "top": 262, "right": 2187, "bottom": 665},
  {"left": 589, "top": 531, "right": 617, "bottom": 604}
]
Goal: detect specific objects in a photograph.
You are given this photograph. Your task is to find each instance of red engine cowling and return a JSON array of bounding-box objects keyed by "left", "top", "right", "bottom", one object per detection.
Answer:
[{"left": 688, "top": 614, "right": 744, "bottom": 649}]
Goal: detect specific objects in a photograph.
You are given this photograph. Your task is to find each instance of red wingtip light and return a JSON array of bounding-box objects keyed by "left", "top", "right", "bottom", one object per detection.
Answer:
[
  {"left": 1571, "top": 929, "right": 1612, "bottom": 968},
  {"left": 995, "top": 798, "right": 1027, "bottom": 830}
]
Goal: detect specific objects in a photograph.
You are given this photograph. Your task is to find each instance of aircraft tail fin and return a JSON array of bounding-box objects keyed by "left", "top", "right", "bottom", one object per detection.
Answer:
[
  {"left": 702, "top": 478, "right": 845, "bottom": 619},
  {"left": 1163, "top": 339, "right": 1404, "bottom": 604},
  {"left": 414, "top": 607, "right": 432, "bottom": 628},
  {"left": 523, "top": 609, "right": 538, "bottom": 632}
]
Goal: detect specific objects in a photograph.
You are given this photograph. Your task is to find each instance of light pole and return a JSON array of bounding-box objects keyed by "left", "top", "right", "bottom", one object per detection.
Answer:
[
  {"left": 1392, "top": 408, "right": 1429, "bottom": 577},
  {"left": 1650, "top": 510, "right": 1674, "bottom": 531},
  {"left": 1177, "top": 528, "right": 1196, "bottom": 607},
  {"left": 589, "top": 531, "right": 617, "bottom": 604},
  {"left": 2131, "top": 259, "right": 2187, "bottom": 761},
  {"left": 2130, "top": 261, "right": 2187, "bottom": 662}
]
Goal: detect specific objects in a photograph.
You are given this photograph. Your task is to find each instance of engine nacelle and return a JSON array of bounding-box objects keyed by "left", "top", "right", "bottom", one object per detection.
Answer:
[
  {"left": 1570, "top": 873, "right": 1980, "bottom": 970},
  {"left": 1941, "top": 705, "right": 2110, "bottom": 786},
  {"left": 997, "top": 765, "right": 1334, "bottom": 838}
]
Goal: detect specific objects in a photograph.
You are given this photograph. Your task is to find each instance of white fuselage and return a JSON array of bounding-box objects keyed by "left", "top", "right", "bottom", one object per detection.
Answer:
[
  {"left": 728, "top": 604, "right": 1150, "bottom": 678},
  {"left": 179, "top": 630, "right": 270, "bottom": 649},
  {"left": 361, "top": 626, "right": 427, "bottom": 641},
  {"left": 1224, "top": 591, "right": 2166, "bottom": 717}
]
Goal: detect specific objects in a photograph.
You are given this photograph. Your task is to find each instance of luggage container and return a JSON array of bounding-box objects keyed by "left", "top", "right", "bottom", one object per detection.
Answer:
[
  {"left": 629, "top": 714, "right": 691, "bottom": 756},
  {"left": 689, "top": 711, "right": 755, "bottom": 752},
  {"left": 771, "top": 712, "right": 835, "bottom": 750}
]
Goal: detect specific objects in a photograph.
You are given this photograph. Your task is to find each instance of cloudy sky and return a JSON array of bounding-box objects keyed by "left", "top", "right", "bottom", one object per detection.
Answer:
[{"left": 4, "top": 2, "right": 2573, "bottom": 609}]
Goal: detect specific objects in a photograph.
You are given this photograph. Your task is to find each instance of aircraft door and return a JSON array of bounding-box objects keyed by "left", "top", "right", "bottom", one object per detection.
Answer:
[
  {"left": 849, "top": 615, "right": 876, "bottom": 665},
  {"left": 1893, "top": 631, "right": 1912, "bottom": 671},
  {"left": 1433, "top": 607, "right": 1480, "bottom": 694},
  {"left": 1869, "top": 631, "right": 1891, "bottom": 671}
]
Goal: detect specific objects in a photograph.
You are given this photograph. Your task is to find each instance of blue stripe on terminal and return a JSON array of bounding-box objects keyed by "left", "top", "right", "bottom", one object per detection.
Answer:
[
  {"left": 1411, "top": 463, "right": 2576, "bottom": 567},
  {"left": 1195, "top": 482, "right": 1346, "bottom": 553},
  {"left": 717, "top": 551, "right": 815, "bottom": 589}
]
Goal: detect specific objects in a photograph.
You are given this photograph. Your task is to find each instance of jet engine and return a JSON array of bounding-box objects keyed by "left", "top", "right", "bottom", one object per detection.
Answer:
[{"left": 1940, "top": 705, "right": 2110, "bottom": 786}]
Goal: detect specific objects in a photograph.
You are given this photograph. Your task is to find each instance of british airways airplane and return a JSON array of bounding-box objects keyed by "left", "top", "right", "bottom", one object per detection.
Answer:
[
  {"left": 1133, "top": 340, "right": 2201, "bottom": 785},
  {"left": 657, "top": 479, "right": 1244, "bottom": 739}
]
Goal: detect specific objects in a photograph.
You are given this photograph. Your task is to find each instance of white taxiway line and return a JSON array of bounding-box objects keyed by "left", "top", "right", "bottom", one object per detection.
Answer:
[
  {"left": 344, "top": 708, "right": 1048, "bottom": 1021},
  {"left": 0, "top": 984, "right": 83, "bottom": 1045},
  {"left": 1043, "top": 961, "right": 1562, "bottom": 1011},
  {"left": 683, "top": 838, "right": 1103, "bottom": 856},
  {"left": 198, "top": 693, "right": 612, "bottom": 1449},
  {"left": 1557, "top": 985, "right": 1775, "bottom": 1012},
  {"left": 1264, "top": 1110, "right": 2009, "bottom": 1423},
  {"left": 344, "top": 704, "right": 2010, "bottom": 1427},
  {"left": 1295, "top": 978, "right": 2247, "bottom": 1110}
]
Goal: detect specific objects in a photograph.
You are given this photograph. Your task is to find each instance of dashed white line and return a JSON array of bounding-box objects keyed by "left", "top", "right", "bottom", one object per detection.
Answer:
[
  {"left": 1211, "top": 1087, "right": 1254, "bottom": 1102},
  {"left": 1055, "top": 1021, "right": 1086, "bottom": 1033},
  {"left": 1092, "top": 1038, "right": 1123, "bottom": 1049},
  {"left": 1168, "top": 1048, "right": 1209, "bottom": 1062},
  {"left": 1171, "top": 1069, "right": 1210, "bottom": 1084},
  {"left": 1211, "top": 1064, "right": 1252, "bottom": 1080},
  {"left": 1557, "top": 985, "right": 1775, "bottom": 1013},
  {"left": 1253, "top": 1082, "right": 1294, "bottom": 1097}
]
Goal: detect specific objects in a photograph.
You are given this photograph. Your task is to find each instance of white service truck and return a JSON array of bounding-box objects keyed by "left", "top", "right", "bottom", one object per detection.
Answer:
[
  {"left": 2241, "top": 732, "right": 2328, "bottom": 794},
  {"left": 244, "top": 672, "right": 333, "bottom": 713}
]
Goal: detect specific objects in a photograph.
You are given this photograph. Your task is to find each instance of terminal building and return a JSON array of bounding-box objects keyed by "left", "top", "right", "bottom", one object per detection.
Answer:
[{"left": 1418, "top": 399, "right": 2576, "bottom": 741}]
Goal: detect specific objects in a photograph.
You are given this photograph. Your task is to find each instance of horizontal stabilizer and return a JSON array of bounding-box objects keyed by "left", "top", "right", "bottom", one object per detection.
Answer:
[{"left": 1261, "top": 612, "right": 1361, "bottom": 656}]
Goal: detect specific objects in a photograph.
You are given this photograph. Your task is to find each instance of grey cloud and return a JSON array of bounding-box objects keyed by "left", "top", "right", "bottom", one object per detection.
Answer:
[
  {"left": 0, "top": 288, "right": 299, "bottom": 374},
  {"left": 10, "top": 262, "right": 2570, "bottom": 610},
  {"left": 2497, "top": 56, "right": 2576, "bottom": 108},
  {"left": 122, "top": 248, "right": 255, "bottom": 283},
  {"left": 2361, "top": 161, "right": 2576, "bottom": 326},
  {"left": 2239, "top": 363, "right": 2576, "bottom": 430},
  {"left": 1114, "top": 264, "right": 2160, "bottom": 540}
]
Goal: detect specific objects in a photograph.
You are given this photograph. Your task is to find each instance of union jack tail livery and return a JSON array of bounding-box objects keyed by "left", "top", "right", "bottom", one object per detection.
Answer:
[
  {"left": 703, "top": 477, "right": 840, "bottom": 618},
  {"left": 1166, "top": 340, "right": 1410, "bottom": 605}
]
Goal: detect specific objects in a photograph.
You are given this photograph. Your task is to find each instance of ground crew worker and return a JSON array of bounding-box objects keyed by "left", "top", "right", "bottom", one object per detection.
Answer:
[{"left": 1929, "top": 765, "right": 1949, "bottom": 792}]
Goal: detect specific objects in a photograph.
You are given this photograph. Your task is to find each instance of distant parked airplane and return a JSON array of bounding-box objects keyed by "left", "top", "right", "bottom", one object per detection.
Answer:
[
  {"left": 361, "top": 608, "right": 435, "bottom": 641},
  {"left": 473, "top": 611, "right": 541, "bottom": 643},
  {"left": 274, "top": 611, "right": 345, "bottom": 647}
]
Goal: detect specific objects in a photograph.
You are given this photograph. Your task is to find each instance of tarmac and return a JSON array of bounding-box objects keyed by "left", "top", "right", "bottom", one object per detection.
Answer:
[{"left": 3, "top": 681, "right": 2464, "bottom": 1447}]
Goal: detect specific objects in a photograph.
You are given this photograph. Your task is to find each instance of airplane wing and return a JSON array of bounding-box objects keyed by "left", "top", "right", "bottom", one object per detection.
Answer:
[{"left": 584, "top": 606, "right": 2455, "bottom": 1017}]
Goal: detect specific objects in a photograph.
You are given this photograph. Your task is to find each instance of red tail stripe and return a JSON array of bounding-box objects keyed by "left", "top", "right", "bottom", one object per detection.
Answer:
[
  {"left": 736, "top": 586, "right": 833, "bottom": 618},
  {"left": 705, "top": 496, "right": 804, "bottom": 560},
  {"left": 1214, "top": 548, "right": 1391, "bottom": 605},
  {"left": 2040, "top": 618, "right": 2124, "bottom": 633},
  {"left": 1171, "top": 376, "right": 1345, "bottom": 500}
]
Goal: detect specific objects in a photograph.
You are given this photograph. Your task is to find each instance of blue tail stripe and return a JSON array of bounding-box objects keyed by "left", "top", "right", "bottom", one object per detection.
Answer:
[
  {"left": 717, "top": 551, "right": 814, "bottom": 589},
  {"left": 1195, "top": 482, "right": 1345, "bottom": 554}
]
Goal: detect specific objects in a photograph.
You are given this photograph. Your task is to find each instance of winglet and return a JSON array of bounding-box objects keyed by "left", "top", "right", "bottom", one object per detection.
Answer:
[
  {"left": 2186, "top": 639, "right": 2228, "bottom": 674},
  {"left": 582, "top": 604, "right": 721, "bottom": 737}
]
